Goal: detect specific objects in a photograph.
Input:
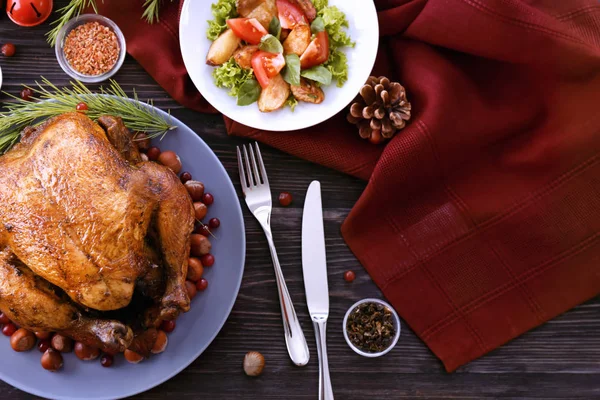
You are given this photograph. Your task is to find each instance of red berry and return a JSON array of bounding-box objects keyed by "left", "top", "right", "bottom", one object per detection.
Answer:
[
  {"left": 0, "top": 312, "right": 10, "bottom": 324},
  {"left": 279, "top": 192, "right": 293, "bottom": 207},
  {"left": 344, "top": 270, "right": 356, "bottom": 282},
  {"left": 20, "top": 88, "right": 33, "bottom": 101},
  {"left": 202, "top": 193, "right": 214, "bottom": 206},
  {"left": 38, "top": 339, "right": 52, "bottom": 353},
  {"left": 208, "top": 218, "right": 220, "bottom": 229},
  {"left": 200, "top": 254, "right": 215, "bottom": 267},
  {"left": 2, "top": 323, "right": 17, "bottom": 336},
  {"left": 196, "top": 278, "right": 209, "bottom": 291},
  {"left": 146, "top": 146, "right": 161, "bottom": 161},
  {"left": 100, "top": 354, "right": 114, "bottom": 368},
  {"left": 76, "top": 102, "right": 88, "bottom": 111},
  {"left": 1, "top": 43, "right": 16, "bottom": 57},
  {"left": 160, "top": 320, "right": 176, "bottom": 333},
  {"left": 197, "top": 225, "right": 211, "bottom": 237},
  {"left": 180, "top": 172, "right": 192, "bottom": 183}
]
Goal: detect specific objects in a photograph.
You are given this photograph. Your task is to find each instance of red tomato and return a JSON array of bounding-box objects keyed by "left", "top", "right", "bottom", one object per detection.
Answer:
[
  {"left": 226, "top": 18, "right": 268, "bottom": 45},
  {"left": 300, "top": 31, "right": 330, "bottom": 69},
  {"left": 276, "top": 0, "right": 307, "bottom": 29},
  {"left": 252, "top": 51, "right": 286, "bottom": 88}
]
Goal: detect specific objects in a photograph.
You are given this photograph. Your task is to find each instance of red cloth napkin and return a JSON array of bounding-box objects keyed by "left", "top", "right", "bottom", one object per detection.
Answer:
[{"left": 97, "top": 0, "right": 600, "bottom": 371}]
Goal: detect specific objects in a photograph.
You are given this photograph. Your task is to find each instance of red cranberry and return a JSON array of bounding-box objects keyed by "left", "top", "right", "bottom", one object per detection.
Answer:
[
  {"left": 1, "top": 43, "right": 16, "bottom": 57},
  {"left": 20, "top": 88, "right": 33, "bottom": 101},
  {"left": 0, "top": 312, "right": 10, "bottom": 324},
  {"left": 344, "top": 270, "right": 356, "bottom": 282},
  {"left": 200, "top": 254, "right": 215, "bottom": 267},
  {"left": 208, "top": 218, "right": 220, "bottom": 229},
  {"left": 76, "top": 102, "right": 88, "bottom": 111},
  {"left": 160, "top": 320, "right": 176, "bottom": 333},
  {"left": 146, "top": 147, "right": 161, "bottom": 161},
  {"left": 196, "top": 278, "right": 209, "bottom": 291},
  {"left": 180, "top": 172, "right": 192, "bottom": 183},
  {"left": 38, "top": 339, "right": 52, "bottom": 353},
  {"left": 202, "top": 193, "right": 214, "bottom": 206},
  {"left": 2, "top": 323, "right": 17, "bottom": 336},
  {"left": 197, "top": 225, "right": 211, "bottom": 237},
  {"left": 100, "top": 354, "right": 114, "bottom": 368},
  {"left": 279, "top": 192, "right": 293, "bottom": 207}
]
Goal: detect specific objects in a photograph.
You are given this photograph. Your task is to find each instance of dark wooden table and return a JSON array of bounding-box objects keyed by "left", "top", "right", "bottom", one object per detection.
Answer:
[{"left": 1, "top": 4, "right": 599, "bottom": 399}]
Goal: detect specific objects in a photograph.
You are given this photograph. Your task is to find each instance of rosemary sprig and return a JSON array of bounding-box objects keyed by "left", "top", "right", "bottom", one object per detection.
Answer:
[
  {"left": 46, "top": 0, "right": 99, "bottom": 47},
  {"left": 0, "top": 78, "right": 176, "bottom": 154},
  {"left": 142, "top": 0, "right": 174, "bottom": 24}
]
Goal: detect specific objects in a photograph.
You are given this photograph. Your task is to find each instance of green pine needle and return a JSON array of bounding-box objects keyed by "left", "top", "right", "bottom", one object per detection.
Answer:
[
  {"left": 46, "top": 0, "right": 100, "bottom": 47},
  {"left": 0, "top": 78, "right": 176, "bottom": 154},
  {"left": 142, "top": 0, "right": 175, "bottom": 24}
]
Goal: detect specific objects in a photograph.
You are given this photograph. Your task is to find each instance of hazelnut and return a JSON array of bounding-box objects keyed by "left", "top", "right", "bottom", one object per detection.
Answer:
[
  {"left": 41, "top": 349, "right": 63, "bottom": 372},
  {"left": 133, "top": 132, "right": 151, "bottom": 151},
  {"left": 243, "top": 351, "right": 265, "bottom": 377},
  {"left": 10, "top": 329, "right": 36, "bottom": 352},
  {"left": 194, "top": 202, "right": 208, "bottom": 221},
  {"left": 187, "top": 257, "right": 204, "bottom": 281},
  {"left": 190, "top": 234, "right": 212, "bottom": 257},
  {"left": 124, "top": 349, "right": 144, "bottom": 364},
  {"left": 35, "top": 331, "right": 52, "bottom": 340},
  {"left": 185, "top": 181, "right": 205, "bottom": 202},
  {"left": 185, "top": 280, "right": 198, "bottom": 300},
  {"left": 52, "top": 334, "right": 74, "bottom": 353},
  {"left": 74, "top": 341, "right": 100, "bottom": 361},
  {"left": 157, "top": 151, "right": 182, "bottom": 174},
  {"left": 151, "top": 330, "right": 169, "bottom": 354}
]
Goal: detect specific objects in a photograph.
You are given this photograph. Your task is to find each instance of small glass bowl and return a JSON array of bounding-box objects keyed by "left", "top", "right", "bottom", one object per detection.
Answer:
[
  {"left": 55, "top": 14, "right": 126, "bottom": 83},
  {"left": 343, "top": 298, "right": 401, "bottom": 358}
]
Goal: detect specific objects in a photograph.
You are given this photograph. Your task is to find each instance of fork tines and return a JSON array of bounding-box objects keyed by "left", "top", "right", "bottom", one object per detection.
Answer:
[{"left": 237, "top": 143, "right": 269, "bottom": 193}]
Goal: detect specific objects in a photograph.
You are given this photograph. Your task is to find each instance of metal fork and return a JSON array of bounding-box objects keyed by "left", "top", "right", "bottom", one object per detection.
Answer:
[{"left": 237, "top": 143, "right": 310, "bottom": 367}]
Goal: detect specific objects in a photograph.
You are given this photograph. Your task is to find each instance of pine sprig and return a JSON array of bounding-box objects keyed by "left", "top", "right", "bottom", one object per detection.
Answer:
[
  {"left": 142, "top": 0, "right": 174, "bottom": 24},
  {"left": 46, "top": 0, "right": 99, "bottom": 47},
  {"left": 0, "top": 78, "right": 176, "bottom": 154}
]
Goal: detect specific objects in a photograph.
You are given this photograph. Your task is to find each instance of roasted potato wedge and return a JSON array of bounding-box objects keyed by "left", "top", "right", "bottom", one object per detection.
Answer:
[
  {"left": 291, "top": 78, "right": 324, "bottom": 104},
  {"left": 237, "top": 0, "right": 264, "bottom": 17},
  {"left": 283, "top": 25, "right": 311, "bottom": 56},
  {"left": 246, "top": 0, "right": 277, "bottom": 29},
  {"left": 206, "top": 29, "right": 242, "bottom": 66},
  {"left": 258, "top": 74, "right": 290, "bottom": 112},
  {"left": 233, "top": 45, "right": 260, "bottom": 69}
]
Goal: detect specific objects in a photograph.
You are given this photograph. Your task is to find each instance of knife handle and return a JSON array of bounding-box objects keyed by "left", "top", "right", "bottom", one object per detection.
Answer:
[
  {"left": 264, "top": 232, "right": 310, "bottom": 367},
  {"left": 313, "top": 317, "right": 334, "bottom": 400}
]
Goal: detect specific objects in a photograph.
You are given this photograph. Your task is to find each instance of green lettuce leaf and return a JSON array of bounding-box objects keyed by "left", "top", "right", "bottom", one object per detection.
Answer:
[
  {"left": 212, "top": 58, "right": 255, "bottom": 98},
  {"left": 206, "top": 0, "right": 237, "bottom": 41}
]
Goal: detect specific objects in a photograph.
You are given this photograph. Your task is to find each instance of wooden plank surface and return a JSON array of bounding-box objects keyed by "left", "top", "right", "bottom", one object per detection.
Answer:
[{"left": 0, "top": 4, "right": 599, "bottom": 399}]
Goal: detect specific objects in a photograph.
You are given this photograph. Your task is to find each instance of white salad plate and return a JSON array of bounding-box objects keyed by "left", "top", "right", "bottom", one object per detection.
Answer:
[{"left": 180, "top": 0, "right": 379, "bottom": 131}]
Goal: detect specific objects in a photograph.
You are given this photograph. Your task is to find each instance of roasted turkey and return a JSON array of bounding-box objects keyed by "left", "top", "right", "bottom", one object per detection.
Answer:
[{"left": 0, "top": 113, "right": 195, "bottom": 353}]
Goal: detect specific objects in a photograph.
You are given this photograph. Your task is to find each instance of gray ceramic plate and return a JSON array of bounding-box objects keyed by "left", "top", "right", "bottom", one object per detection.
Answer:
[{"left": 0, "top": 105, "right": 246, "bottom": 400}]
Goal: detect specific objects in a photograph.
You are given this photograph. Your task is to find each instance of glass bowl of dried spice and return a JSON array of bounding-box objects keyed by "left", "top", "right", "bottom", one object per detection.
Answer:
[
  {"left": 343, "top": 298, "right": 401, "bottom": 358},
  {"left": 55, "top": 14, "right": 126, "bottom": 83}
]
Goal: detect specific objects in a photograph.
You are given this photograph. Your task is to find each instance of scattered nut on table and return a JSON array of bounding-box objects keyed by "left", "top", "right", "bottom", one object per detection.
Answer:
[{"left": 243, "top": 351, "right": 265, "bottom": 377}]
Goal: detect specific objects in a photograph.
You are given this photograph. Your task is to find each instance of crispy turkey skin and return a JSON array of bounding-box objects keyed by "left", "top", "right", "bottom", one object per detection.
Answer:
[{"left": 0, "top": 113, "right": 194, "bottom": 351}]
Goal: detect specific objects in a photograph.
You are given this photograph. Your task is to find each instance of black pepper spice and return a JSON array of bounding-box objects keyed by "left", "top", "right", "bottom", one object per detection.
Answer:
[{"left": 346, "top": 302, "right": 396, "bottom": 353}]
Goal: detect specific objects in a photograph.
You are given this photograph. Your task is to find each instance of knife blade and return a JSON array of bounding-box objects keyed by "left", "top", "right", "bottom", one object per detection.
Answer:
[{"left": 302, "top": 180, "right": 334, "bottom": 400}]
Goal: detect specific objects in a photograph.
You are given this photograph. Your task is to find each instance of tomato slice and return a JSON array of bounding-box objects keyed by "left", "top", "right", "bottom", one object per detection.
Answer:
[
  {"left": 252, "top": 51, "right": 286, "bottom": 88},
  {"left": 276, "top": 0, "right": 307, "bottom": 29},
  {"left": 227, "top": 18, "right": 268, "bottom": 45},
  {"left": 300, "top": 31, "right": 329, "bottom": 69}
]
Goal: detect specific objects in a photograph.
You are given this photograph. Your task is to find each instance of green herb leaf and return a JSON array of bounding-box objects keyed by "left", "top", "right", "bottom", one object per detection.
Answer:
[
  {"left": 311, "top": 17, "right": 325, "bottom": 33},
  {"left": 46, "top": 0, "right": 99, "bottom": 47},
  {"left": 142, "top": 0, "right": 175, "bottom": 24},
  {"left": 283, "top": 54, "right": 301, "bottom": 86},
  {"left": 206, "top": 0, "right": 238, "bottom": 41},
  {"left": 212, "top": 58, "right": 255, "bottom": 98},
  {"left": 285, "top": 95, "right": 299, "bottom": 111},
  {"left": 259, "top": 34, "right": 283, "bottom": 54},
  {"left": 237, "top": 79, "right": 261, "bottom": 106},
  {"left": 301, "top": 66, "right": 332, "bottom": 86},
  {"left": 269, "top": 17, "right": 282, "bottom": 40}
]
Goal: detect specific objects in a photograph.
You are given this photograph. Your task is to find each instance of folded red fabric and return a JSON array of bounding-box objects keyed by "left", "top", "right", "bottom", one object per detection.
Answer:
[{"left": 98, "top": 0, "right": 600, "bottom": 371}]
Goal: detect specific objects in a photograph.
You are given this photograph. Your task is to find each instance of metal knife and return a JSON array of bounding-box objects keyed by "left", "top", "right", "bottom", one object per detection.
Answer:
[{"left": 302, "top": 181, "right": 334, "bottom": 400}]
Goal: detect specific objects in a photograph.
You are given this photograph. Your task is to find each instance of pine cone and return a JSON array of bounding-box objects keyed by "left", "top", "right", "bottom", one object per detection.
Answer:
[{"left": 347, "top": 76, "right": 412, "bottom": 144}]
